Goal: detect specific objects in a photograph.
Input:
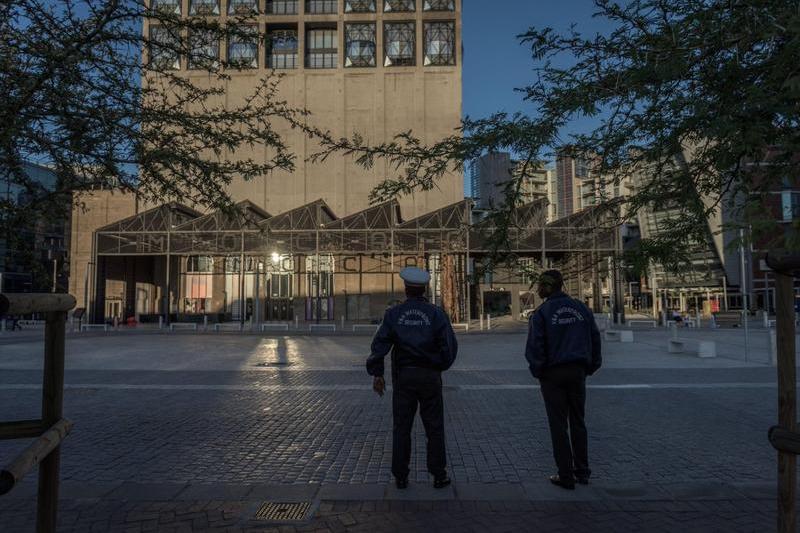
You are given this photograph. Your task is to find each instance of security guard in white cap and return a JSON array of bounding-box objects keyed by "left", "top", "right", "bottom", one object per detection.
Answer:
[{"left": 367, "top": 266, "right": 458, "bottom": 489}]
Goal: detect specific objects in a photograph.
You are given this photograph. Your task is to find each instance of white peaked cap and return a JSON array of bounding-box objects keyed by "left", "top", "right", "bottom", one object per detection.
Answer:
[{"left": 400, "top": 266, "right": 430, "bottom": 286}]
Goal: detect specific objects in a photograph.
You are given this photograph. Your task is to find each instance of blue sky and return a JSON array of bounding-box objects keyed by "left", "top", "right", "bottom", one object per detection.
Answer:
[{"left": 462, "top": 0, "right": 612, "bottom": 167}]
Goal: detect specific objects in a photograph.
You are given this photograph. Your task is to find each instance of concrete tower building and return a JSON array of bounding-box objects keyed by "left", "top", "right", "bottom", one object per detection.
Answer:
[
  {"left": 70, "top": 0, "right": 463, "bottom": 314},
  {"left": 144, "top": 0, "right": 463, "bottom": 218}
]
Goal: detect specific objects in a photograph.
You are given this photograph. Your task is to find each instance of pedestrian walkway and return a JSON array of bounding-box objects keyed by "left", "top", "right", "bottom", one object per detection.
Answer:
[
  {"left": 0, "top": 333, "right": 788, "bottom": 531},
  {"left": 0, "top": 479, "right": 778, "bottom": 532}
]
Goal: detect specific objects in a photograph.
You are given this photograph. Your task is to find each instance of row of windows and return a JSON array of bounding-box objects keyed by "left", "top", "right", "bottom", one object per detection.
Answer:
[
  {"left": 151, "top": 0, "right": 454, "bottom": 16},
  {"left": 150, "top": 21, "right": 455, "bottom": 70}
]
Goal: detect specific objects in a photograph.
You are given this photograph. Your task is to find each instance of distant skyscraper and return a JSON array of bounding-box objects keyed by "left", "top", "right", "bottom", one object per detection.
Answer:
[
  {"left": 471, "top": 152, "right": 548, "bottom": 210},
  {"left": 555, "top": 148, "right": 593, "bottom": 218}
]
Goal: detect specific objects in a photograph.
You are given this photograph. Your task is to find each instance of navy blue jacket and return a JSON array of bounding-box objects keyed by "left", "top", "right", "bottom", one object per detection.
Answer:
[
  {"left": 366, "top": 297, "right": 458, "bottom": 377},
  {"left": 524, "top": 291, "right": 602, "bottom": 379}
]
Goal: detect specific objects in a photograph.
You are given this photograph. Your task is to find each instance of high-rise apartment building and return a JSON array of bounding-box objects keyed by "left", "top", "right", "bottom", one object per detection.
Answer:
[
  {"left": 143, "top": 0, "right": 463, "bottom": 218},
  {"left": 470, "top": 152, "right": 548, "bottom": 210},
  {"left": 554, "top": 149, "right": 590, "bottom": 218}
]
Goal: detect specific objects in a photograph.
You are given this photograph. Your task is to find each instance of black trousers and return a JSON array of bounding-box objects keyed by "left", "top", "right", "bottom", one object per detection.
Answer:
[
  {"left": 392, "top": 366, "right": 447, "bottom": 479},
  {"left": 539, "top": 363, "right": 590, "bottom": 482}
]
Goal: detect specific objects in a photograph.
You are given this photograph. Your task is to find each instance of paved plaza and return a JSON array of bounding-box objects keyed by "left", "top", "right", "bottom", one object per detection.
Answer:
[{"left": 0, "top": 326, "right": 793, "bottom": 531}]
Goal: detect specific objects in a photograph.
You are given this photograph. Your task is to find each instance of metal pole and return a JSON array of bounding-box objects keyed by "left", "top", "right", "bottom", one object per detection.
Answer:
[
  {"left": 650, "top": 268, "right": 658, "bottom": 320},
  {"left": 315, "top": 220, "right": 320, "bottom": 325},
  {"left": 740, "top": 228, "right": 749, "bottom": 313},
  {"left": 240, "top": 232, "right": 246, "bottom": 327},
  {"left": 51, "top": 259, "right": 57, "bottom": 293},
  {"left": 255, "top": 261, "right": 261, "bottom": 326},
  {"left": 723, "top": 275, "right": 728, "bottom": 311},
  {"left": 90, "top": 233, "right": 98, "bottom": 324},
  {"left": 465, "top": 204, "right": 471, "bottom": 322},
  {"left": 165, "top": 229, "right": 171, "bottom": 326},
  {"left": 541, "top": 225, "right": 546, "bottom": 266},
  {"left": 775, "top": 271, "right": 796, "bottom": 533},
  {"left": 37, "top": 310, "right": 66, "bottom": 533}
]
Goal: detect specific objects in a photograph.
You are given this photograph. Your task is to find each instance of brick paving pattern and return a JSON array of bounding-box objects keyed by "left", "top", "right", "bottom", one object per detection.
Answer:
[{"left": 0, "top": 331, "right": 790, "bottom": 531}]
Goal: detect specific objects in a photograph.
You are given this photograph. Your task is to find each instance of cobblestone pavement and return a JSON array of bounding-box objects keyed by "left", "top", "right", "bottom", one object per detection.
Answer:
[
  {"left": 0, "top": 496, "right": 777, "bottom": 533},
  {"left": 0, "top": 332, "right": 792, "bottom": 531}
]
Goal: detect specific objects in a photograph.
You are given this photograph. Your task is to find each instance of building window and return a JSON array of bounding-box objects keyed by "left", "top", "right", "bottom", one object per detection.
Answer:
[
  {"left": 149, "top": 26, "right": 181, "bottom": 70},
  {"left": 188, "top": 256, "right": 214, "bottom": 273},
  {"left": 384, "top": 0, "right": 414, "bottom": 11},
  {"left": 228, "top": 0, "right": 258, "bottom": 15},
  {"left": 384, "top": 22, "right": 415, "bottom": 66},
  {"left": 306, "top": 28, "right": 338, "bottom": 69},
  {"left": 422, "top": 0, "right": 453, "bottom": 11},
  {"left": 306, "top": 0, "right": 338, "bottom": 14},
  {"left": 188, "top": 29, "right": 220, "bottom": 69},
  {"left": 345, "top": 0, "right": 375, "bottom": 12},
  {"left": 424, "top": 21, "right": 455, "bottom": 65},
  {"left": 266, "top": 0, "right": 298, "bottom": 13},
  {"left": 267, "top": 29, "right": 298, "bottom": 69},
  {"left": 151, "top": 0, "right": 181, "bottom": 15},
  {"left": 345, "top": 23, "right": 376, "bottom": 67},
  {"left": 781, "top": 191, "right": 800, "bottom": 222},
  {"left": 228, "top": 25, "right": 258, "bottom": 68},
  {"left": 189, "top": 0, "right": 220, "bottom": 15}
]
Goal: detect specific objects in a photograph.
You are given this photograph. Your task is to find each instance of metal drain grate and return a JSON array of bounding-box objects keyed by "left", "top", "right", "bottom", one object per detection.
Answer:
[{"left": 254, "top": 501, "right": 311, "bottom": 522}]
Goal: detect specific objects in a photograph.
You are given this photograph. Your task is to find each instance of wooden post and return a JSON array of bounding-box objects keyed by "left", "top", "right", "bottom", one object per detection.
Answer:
[
  {"left": 37, "top": 310, "right": 66, "bottom": 533},
  {"left": 775, "top": 270, "right": 796, "bottom": 533}
]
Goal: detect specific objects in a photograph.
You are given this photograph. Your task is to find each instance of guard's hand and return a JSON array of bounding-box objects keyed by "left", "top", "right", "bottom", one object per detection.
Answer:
[{"left": 373, "top": 376, "right": 385, "bottom": 397}]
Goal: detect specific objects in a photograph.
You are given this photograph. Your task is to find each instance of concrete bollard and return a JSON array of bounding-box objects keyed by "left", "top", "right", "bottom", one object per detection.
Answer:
[
  {"left": 295, "top": 316, "right": 299, "bottom": 330},
  {"left": 158, "top": 316, "right": 163, "bottom": 330},
  {"left": 341, "top": 315, "right": 345, "bottom": 331},
  {"left": 487, "top": 314, "right": 491, "bottom": 330},
  {"left": 203, "top": 315, "right": 208, "bottom": 332},
  {"left": 113, "top": 316, "right": 119, "bottom": 331},
  {"left": 479, "top": 314, "right": 483, "bottom": 331}
]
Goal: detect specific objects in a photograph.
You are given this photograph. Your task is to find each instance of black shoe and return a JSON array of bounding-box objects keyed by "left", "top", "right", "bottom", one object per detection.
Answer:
[
  {"left": 395, "top": 477, "right": 408, "bottom": 489},
  {"left": 549, "top": 475, "right": 575, "bottom": 490},
  {"left": 433, "top": 475, "right": 451, "bottom": 489},
  {"left": 577, "top": 477, "right": 589, "bottom": 485}
]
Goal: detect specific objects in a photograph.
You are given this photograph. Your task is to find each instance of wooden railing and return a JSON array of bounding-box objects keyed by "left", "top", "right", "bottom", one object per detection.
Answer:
[{"left": 0, "top": 293, "right": 75, "bottom": 533}]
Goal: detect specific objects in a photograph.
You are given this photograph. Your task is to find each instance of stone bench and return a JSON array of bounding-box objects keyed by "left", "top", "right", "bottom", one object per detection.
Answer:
[
  {"left": 604, "top": 330, "right": 633, "bottom": 343},
  {"left": 452, "top": 323, "right": 470, "bottom": 332},
  {"left": 169, "top": 322, "right": 198, "bottom": 332},
  {"left": 667, "top": 318, "right": 700, "bottom": 328},
  {"left": 18, "top": 320, "right": 45, "bottom": 328},
  {"left": 213, "top": 322, "right": 242, "bottom": 332},
  {"left": 260, "top": 323, "right": 290, "bottom": 332},
  {"left": 628, "top": 320, "right": 657, "bottom": 328},
  {"left": 352, "top": 324, "right": 379, "bottom": 333},
  {"left": 80, "top": 323, "right": 108, "bottom": 332},
  {"left": 713, "top": 311, "right": 742, "bottom": 328},
  {"left": 309, "top": 324, "right": 336, "bottom": 333},
  {"left": 668, "top": 338, "right": 716, "bottom": 358}
]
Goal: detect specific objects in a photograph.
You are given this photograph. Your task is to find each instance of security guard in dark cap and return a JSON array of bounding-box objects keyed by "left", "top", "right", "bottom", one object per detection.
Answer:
[
  {"left": 367, "top": 266, "right": 458, "bottom": 489},
  {"left": 525, "top": 269, "right": 602, "bottom": 490}
]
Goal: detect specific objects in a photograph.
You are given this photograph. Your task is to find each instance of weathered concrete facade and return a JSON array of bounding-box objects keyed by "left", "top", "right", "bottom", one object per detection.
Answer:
[
  {"left": 142, "top": 0, "right": 463, "bottom": 218},
  {"left": 69, "top": 191, "right": 138, "bottom": 311}
]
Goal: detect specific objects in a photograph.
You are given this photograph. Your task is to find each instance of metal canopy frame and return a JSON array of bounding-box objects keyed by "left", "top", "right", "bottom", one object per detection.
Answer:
[{"left": 94, "top": 197, "right": 620, "bottom": 258}]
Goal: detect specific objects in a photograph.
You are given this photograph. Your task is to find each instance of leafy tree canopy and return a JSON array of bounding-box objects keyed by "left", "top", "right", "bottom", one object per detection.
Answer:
[
  {"left": 0, "top": 0, "right": 323, "bottom": 229},
  {"left": 315, "top": 0, "right": 800, "bottom": 271}
]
